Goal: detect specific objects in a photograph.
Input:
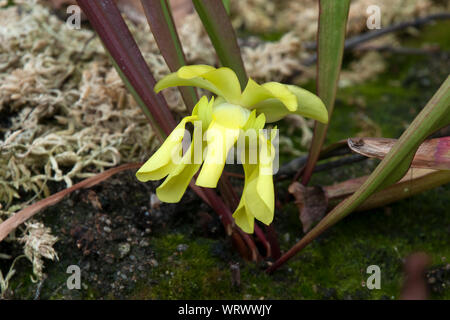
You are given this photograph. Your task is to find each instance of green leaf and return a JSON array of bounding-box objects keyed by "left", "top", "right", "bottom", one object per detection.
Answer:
[
  {"left": 193, "top": 0, "right": 247, "bottom": 89},
  {"left": 140, "top": 0, "right": 198, "bottom": 111},
  {"left": 301, "top": 0, "right": 351, "bottom": 184},
  {"left": 222, "top": 0, "right": 230, "bottom": 14},
  {"left": 268, "top": 76, "right": 450, "bottom": 273}
]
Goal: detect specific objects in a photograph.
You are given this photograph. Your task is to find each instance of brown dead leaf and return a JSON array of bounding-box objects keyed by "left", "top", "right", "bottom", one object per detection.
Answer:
[
  {"left": 348, "top": 137, "right": 450, "bottom": 170},
  {"left": 288, "top": 182, "right": 328, "bottom": 233},
  {"left": 323, "top": 168, "right": 450, "bottom": 212}
]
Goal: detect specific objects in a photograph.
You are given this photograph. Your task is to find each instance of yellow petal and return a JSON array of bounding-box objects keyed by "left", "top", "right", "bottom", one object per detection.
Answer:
[
  {"left": 156, "top": 124, "right": 203, "bottom": 203},
  {"left": 233, "top": 133, "right": 275, "bottom": 232},
  {"left": 192, "top": 95, "right": 208, "bottom": 116},
  {"left": 212, "top": 103, "right": 250, "bottom": 128},
  {"left": 251, "top": 85, "right": 328, "bottom": 123},
  {"left": 240, "top": 79, "right": 274, "bottom": 107},
  {"left": 196, "top": 122, "right": 240, "bottom": 188},
  {"left": 155, "top": 72, "right": 220, "bottom": 97},
  {"left": 240, "top": 79, "right": 298, "bottom": 112},
  {"left": 136, "top": 116, "right": 196, "bottom": 182},
  {"left": 178, "top": 65, "right": 216, "bottom": 78},
  {"left": 213, "top": 96, "right": 226, "bottom": 107},
  {"left": 244, "top": 171, "right": 274, "bottom": 225},
  {"left": 250, "top": 99, "right": 289, "bottom": 123},
  {"left": 155, "top": 66, "right": 242, "bottom": 104},
  {"left": 201, "top": 68, "right": 242, "bottom": 103},
  {"left": 262, "top": 82, "right": 297, "bottom": 111},
  {"left": 253, "top": 113, "right": 266, "bottom": 131},
  {"left": 242, "top": 110, "right": 256, "bottom": 131},
  {"left": 192, "top": 96, "right": 213, "bottom": 130},
  {"left": 232, "top": 201, "right": 255, "bottom": 233},
  {"left": 286, "top": 85, "right": 328, "bottom": 123},
  {"left": 232, "top": 161, "right": 258, "bottom": 233},
  {"left": 156, "top": 156, "right": 201, "bottom": 203},
  {"left": 243, "top": 135, "right": 275, "bottom": 225}
]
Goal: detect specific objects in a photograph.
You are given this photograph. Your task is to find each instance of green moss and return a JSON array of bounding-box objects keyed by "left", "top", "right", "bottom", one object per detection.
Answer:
[
  {"left": 129, "top": 182, "right": 448, "bottom": 300},
  {"left": 131, "top": 234, "right": 237, "bottom": 299}
]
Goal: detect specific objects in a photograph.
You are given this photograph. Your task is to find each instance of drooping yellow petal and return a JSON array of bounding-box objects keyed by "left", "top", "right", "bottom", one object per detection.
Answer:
[
  {"left": 156, "top": 124, "right": 203, "bottom": 203},
  {"left": 243, "top": 134, "right": 275, "bottom": 226},
  {"left": 154, "top": 72, "right": 220, "bottom": 97},
  {"left": 240, "top": 79, "right": 274, "bottom": 107},
  {"left": 136, "top": 116, "right": 197, "bottom": 182},
  {"left": 233, "top": 128, "right": 276, "bottom": 233},
  {"left": 200, "top": 68, "right": 242, "bottom": 104},
  {"left": 196, "top": 121, "right": 241, "bottom": 188},
  {"left": 286, "top": 85, "right": 328, "bottom": 123},
  {"left": 155, "top": 66, "right": 242, "bottom": 104},
  {"left": 261, "top": 82, "right": 298, "bottom": 111},
  {"left": 232, "top": 163, "right": 257, "bottom": 233},
  {"left": 232, "top": 200, "right": 255, "bottom": 234},
  {"left": 240, "top": 79, "right": 298, "bottom": 112},
  {"left": 251, "top": 85, "right": 328, "bottom": 123},
  {"left": 156, "top": 149, "right": 202, "bottom": 203}
]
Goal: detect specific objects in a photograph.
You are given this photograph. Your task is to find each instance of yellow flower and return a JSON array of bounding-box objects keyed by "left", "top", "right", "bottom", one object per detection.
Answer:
[{"left": 136, "top": 65, "right": 328, "bottom": 233}]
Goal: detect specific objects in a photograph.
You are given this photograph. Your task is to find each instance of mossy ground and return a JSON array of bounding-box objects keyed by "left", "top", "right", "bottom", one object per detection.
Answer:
[{"left": 2, "top": 21, "right": 449, "bottom": 300}]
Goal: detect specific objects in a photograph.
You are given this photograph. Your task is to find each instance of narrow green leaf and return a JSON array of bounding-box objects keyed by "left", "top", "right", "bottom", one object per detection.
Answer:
[
  {"left": 76, "top": 0, "right": 176, "bottom": 139},
  {"left": 193, "top": 0, "right": 247, "bottom": 89},
  {"left": 222, "top": 0, "right": 230, "bottom": 14},
  {"left": 140, "top": 0, "right": 198, "bottom": 111},
  {"left": 301, "top": 0, "right": 351, "bottom": 184},
  {"left": 268, "top": 76, "right": 450, "bottom": 273}
]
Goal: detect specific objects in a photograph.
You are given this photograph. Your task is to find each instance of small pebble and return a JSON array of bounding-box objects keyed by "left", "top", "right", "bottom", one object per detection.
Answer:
[
  {"left": 149, "top": 259, "right": 158, "bottom": 267},
  {"left": 150, "top": 193, "right": 161, "bottom": 209},
  {"left": 118, "top": 243, "right": 131, "bottom": 258},
  {"left": 139, "top": 239, "right": 149, "bottom": 247}
]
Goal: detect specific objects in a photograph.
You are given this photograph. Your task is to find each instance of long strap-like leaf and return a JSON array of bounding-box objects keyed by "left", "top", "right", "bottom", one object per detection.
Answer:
[
  {"left": 193, "top": 0, "right": 247, "bottom": 89},
  {"left": 141, "top": 0, "right": 198, "bottom": 111},
  {"left": 301, "top": 0, "right": 350, "bottom": 184}
]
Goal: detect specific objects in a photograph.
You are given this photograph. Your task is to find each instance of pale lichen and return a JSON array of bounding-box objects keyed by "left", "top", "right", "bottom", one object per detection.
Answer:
[{"left": 18, "top": 221, "right": 59, "bottom": 280}]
